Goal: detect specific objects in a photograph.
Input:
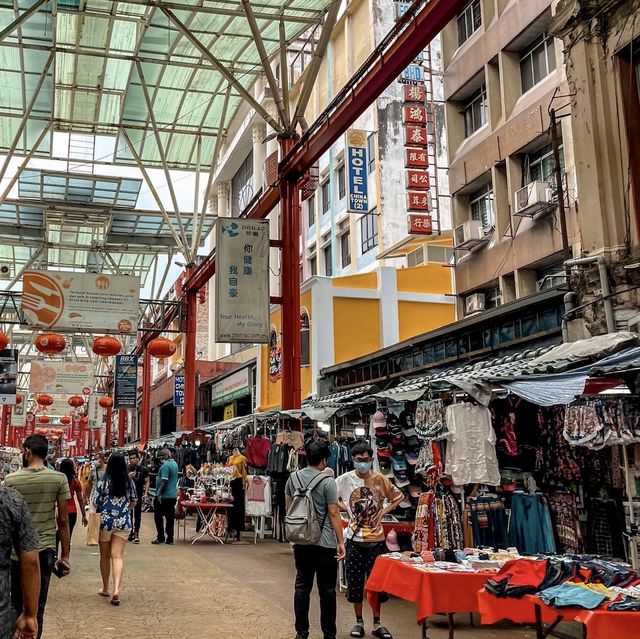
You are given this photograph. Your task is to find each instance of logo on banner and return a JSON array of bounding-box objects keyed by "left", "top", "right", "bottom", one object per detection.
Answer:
[{"left": 346, "top": 129, "right": 369, "bottom": 213}]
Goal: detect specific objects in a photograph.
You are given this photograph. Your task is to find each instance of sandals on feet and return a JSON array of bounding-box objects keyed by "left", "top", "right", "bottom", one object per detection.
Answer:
[
  {"left": 350, "top": 624, "right": 365, "bottom": 638},
  {"left": 372, "top": 627, "right": 392, "bottom": 639},
  {"left": 98, "top": 591, "right": 110, "bottom": 597},
  {"left": 110, "top": 595, "right": 120, "bottom": 606}
]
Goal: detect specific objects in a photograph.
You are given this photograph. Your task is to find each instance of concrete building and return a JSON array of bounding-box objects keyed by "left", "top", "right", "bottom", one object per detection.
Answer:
[{"left": 443, "top": 0, "right": 579, "bottom": 318}]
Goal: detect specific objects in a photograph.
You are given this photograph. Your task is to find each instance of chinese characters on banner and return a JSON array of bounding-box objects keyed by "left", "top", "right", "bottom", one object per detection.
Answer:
[
  {"left": 408, "top": 214, "right": 434, "bottom": 235},
  {"left": 215, "top": 218, "right": 270, "bottom": 343},
  {"left": 346, "top": 129, "right": 369, "bottom": 213}
]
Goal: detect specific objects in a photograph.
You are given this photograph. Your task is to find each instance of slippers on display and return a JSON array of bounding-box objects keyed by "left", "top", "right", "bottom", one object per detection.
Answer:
[
  {"left": 372, "top": 626, "right": 392, "bottom": 639},
  {"left": 350, "top": 624, "right": 365, "bottom": 638}
]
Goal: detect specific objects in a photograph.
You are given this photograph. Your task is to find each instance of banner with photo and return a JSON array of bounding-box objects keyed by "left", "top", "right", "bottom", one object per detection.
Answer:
[
  {"left": 21, "top": 270, "right": 140, "bottom": 334},
  {"left": 29, "top": 361, "right": 95, "bottom": 395},
  {"left": 0, "top": 349, "right": 18, "bottom": 405}
]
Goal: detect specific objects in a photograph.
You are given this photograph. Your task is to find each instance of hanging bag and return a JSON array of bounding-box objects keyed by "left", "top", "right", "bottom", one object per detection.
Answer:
[{"left": 284, "top": 471, "right": 328, "bottom": 545}]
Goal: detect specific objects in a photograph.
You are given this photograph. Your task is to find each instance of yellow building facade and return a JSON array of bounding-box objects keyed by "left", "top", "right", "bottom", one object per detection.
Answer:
[{"left": 259, "top": 261, "right": 454, "bottom": 410}]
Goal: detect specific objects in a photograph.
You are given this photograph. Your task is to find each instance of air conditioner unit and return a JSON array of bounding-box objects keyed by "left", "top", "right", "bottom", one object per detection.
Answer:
[
  {"left": 465, "top": 292, "right": 486, "bottom": 315},
  {"left": 514, "top": 181, "right": 553, "bottom": 217},
  {"left": 0, "top": 263, "right": 11, "bottom": 279},
  {"left": 454, "top": 219, "right": 486, "bottom": 250}
]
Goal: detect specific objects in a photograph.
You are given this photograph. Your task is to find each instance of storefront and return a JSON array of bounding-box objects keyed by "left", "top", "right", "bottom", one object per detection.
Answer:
[{"left": 208, "top": 364, "right": 256, "bottom": 424}]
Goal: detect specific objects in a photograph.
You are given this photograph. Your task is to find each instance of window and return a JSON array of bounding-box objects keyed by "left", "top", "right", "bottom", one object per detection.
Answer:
[
  {"left": 457, "top": 0, "right": 481, "bottom": 46},
  {"left": 337, "top": 164, "right": 346, "bottom": 200},
  {"left": 321, "top": 180, "right": 330, "bottom": 214},
  {"left": 470, "top": 184, "right": 495, "bottom": 233},
  {"left": 520, "top": 33, "right": 556, "bottom": 93},
  {"left": 367, "top": 134, "right": 376, "bottom": 173},
  {"left": 526, "top": 144, "right": 564, "bottom": 183},
  {"left": 307, "top": 194, "right": 316, "bottom": 227},
  {"left": 485, "top": 286, "right": 502, "bottom": 309},
  {"left": 300, "top": 312, "right": 310, "bottom": 367},
  {"left": 408, "top": 247, "right": 424, "bottom": 268},
  {"left": 309, "top": 256, "right": 317, "bottom": 276},
  {"left": 464, "top": 85, "right": 488, "bottom": 137},
  {"left": 323, "top": 244, "right": 333, "bottom": 276},
  {"left": 230, "top": 152, "right": 254, "bottom": 215},
  {"left": 360, "top": 210, "right": 378, "bottom": 254},
  {"left": 341, "top": 231, "right": 351, "bottom": 268}
]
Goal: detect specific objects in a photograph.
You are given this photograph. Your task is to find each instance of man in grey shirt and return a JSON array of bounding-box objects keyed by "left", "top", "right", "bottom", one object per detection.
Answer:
[{"left": 285, "top": 438, "right": 345, "bottom": 639}]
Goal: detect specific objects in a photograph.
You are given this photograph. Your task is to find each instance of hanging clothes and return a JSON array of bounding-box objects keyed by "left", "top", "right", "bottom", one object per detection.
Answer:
[
  {"left": 413, "top": 489, "right": 463, "bottom": 551},
  {"left": 245, "top": 475, "right": 272, "bottom": 517},
  {"left": 507, "top": 492, "right": 556, "bottom": 555},
  {"left": 467, "top": 495, "right": 508, "bottom": 550},
  {"left": 445, "top": 403, "right": 500, "bottom": 486},
  {"left": 547, "top": 491, "right": 582, "bottom": 554},
  {"left": 415, "top": 399, "right": 447, "bottom": 440},
  {"left": 245, "top": 436, "right": 271, "bottom": 469}
]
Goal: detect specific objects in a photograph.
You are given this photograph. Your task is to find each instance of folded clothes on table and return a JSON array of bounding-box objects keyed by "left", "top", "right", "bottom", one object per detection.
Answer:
[{"left": 538, "top": 583, "right": 607, "bottom": 610}]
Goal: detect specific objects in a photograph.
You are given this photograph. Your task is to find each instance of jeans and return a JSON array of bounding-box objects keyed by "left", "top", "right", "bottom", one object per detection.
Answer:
[
  {"left": 293, "top": 545, "right": 338, "bottom": 639},
  {"left": 153, "top": 496, "right": 176, "bottom": 542},
  {"left": 11, "top": 548, "right": 56, "bottom": 639},
  {"left": 133, "top": 496, "right": 143, "bottom": 534}
]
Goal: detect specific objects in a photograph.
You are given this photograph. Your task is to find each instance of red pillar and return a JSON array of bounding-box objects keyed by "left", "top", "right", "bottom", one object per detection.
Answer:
[
  {"left": 141, "top": 346, "right": 151, "bottom": 445},
  {"left": 105, "top": 405, "right": 113, "bottom": 449},
  {"left": 118, "top": 409, "right": 126, "bottom": 447},
  {"left": 0, "top": 405, "right": 7, "bottom": 446},
  {"left": 6, "top": 407, "right": 13, "bottom": 448},
  {"left": 279, "top": 136, "right": 302, "bottom": 410},
  {"left": 182, "top": 276, "right": 198, "bottom": 430}
]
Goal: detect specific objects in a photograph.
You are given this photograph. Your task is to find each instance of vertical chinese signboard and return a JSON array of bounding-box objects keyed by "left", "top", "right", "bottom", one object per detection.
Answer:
[
  {"left": 215, "top": 218, "right": 270, "bottom": 343},
  {"left": 346, "top": 129, "right": 369, "bottom": 213},
  {"left": 114, "top": 355, "right": 138, "bottom": 409},
  {"left": 173, "top": 374, "right": 185, "bottom": 407}
]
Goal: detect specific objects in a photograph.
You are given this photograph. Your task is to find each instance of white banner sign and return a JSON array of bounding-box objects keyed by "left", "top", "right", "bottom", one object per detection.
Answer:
[
  {"left": 29, "top": 361, "right": 95, "bottom": 395},
  {"left": 215, "top": 219, "right": 270, "bottom": 343},
  {"left": 21, "top": 271, "right": 140, "bottom": 334},
  {"left": 87, "top": 395, "right": 101, "bottom": 430}
]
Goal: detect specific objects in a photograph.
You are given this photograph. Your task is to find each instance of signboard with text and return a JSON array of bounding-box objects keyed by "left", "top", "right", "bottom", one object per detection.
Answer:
[
  {"left": 173, "top": 374, "right": 185, "bottom": 407},
  {"left": 215, "top": 219, "right": 270, "bottom": 343},
  {"left": 114, "top": 355, "right": 138, "bottom": 409},
  {"left": 0, "top": 349, "right": 17, "bottom": 405},
  {"left": 408, "top": 214, "right": 433, "bottom": 235},
  {"left": 408, "top": 191, "right": 432, "bottom": 212},
  {"left": 211, "top": 368, "right": 251, "bottom": 407},
  {"left": 346, "top": 129, "right": 369, "bottom": 213},
  {"left": 29, "top": 361, "right": 95, "bottom": 395},
  {"left": 404, "top": 125, "right": 428, "bottom": 148},
  {"left": 21, "top": 271, "right": 139, "bottom": 333},
  {"left": 406, "top": 170, "right": 430, "bottom": 190},
  {"left": 405, "top": 149, "right": 429, "bottom": 169}
]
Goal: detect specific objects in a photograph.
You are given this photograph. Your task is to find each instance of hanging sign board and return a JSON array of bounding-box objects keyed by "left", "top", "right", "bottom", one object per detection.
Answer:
[
  {"left": 173, "top": 374, "right": 185, "bottom": 407},
  {"left": 87, "top": 395, "right": 101, "bottom": 429},
  {"left": 211, "top": 368, "right": 251, "bottom": 407},
  {"left": 408, "top": 191, "right": 432, "bottom": 212},
  {"left": 215, "top": 219, "right": 270, "bottom": 344},
  {"left": 114, "top": 355, "right": 138, "bottom": 409},
  {"left": 25, "top": 412, "right": 35, "bottom": 436},
  {"left": 346, "top": 129, "right": 369, "bottom": 213},
  {"left": 408, "top": 214, "right": 433, "bottom": 235},
  {"left": 0, "top": 349, "right": 17, "bottom": 405},
  {"left": 29, "top": 361, "right": 95, "bottom": 395},
  {"left": 21, "top": 271, "right": 140, "bottom": 334}
]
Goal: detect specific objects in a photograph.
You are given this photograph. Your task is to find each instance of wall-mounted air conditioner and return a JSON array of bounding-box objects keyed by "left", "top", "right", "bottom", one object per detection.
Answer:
[
  {"left": 465, "top": 292, "right": 486, "bottom": 316},
  {"left": 514, "top": 181, "right": 553, "bottom": 217},
  {"left": 454, "top": 219, "right": 486, "bottom": 250}
]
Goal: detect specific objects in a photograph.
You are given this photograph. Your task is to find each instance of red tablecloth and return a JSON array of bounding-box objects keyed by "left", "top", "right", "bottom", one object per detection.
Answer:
[
  {"left": 479, "top": 589, "right": 640, "bottom": 638},
  {"left": 365, "top": 557, "right": 490, "bottom": 624}
]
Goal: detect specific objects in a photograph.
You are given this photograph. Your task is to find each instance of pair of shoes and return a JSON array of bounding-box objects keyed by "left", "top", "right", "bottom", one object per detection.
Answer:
[
  {"left": 151, "top": 539, "right": 164, "bottom": 545},
  {"left": 165, "top": 540, "right": 174, "bottom": 545},
  {"left": 133, "top": 533, "right": 140, "bottom": 544}
]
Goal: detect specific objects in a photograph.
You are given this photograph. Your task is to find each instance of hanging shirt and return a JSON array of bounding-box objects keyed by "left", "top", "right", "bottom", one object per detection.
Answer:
[{"left": 445, "top": 403, "right": 500, "bottom": 486}]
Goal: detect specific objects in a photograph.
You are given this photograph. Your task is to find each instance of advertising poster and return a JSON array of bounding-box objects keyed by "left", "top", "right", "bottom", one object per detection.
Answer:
[
  {"left": 173, "top": 374, "right": 185, "bottom": 407},
  {"left": 215, "top": 219, "right": 270, "bottom": 344},
  {"left": 0, "top": 349, "right": 18, "bottom": 405},
  {"left": 346, "top": 129, "right": 369, "bottom": 213},
  {"left": 21, "top": 270, "right": 140, "bottom": 334},
  {"left": 29, "top": 361, "right": 95, "bottom": 395},
  {"left": 114, "top": 354, "right": 138, "bottom": 409}
]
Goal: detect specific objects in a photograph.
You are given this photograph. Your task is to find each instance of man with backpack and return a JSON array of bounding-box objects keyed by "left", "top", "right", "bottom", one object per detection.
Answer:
[{"left": 285, "top": 438, "right": 346, "bottom": 639}]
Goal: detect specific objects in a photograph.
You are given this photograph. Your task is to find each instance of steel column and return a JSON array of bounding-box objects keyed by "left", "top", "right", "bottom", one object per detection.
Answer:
[
  {"left": 279, "top": 136, "right": 302, "bottom": 410},
  {"left": 182, "top": 280, "right": 198, "bottom": 429},
  {"left": 105, "top": 405, "right": 113, "bottom": 449},
  {"left": 141, "top": 347, "right": 152, "bottom": 445},
  {"left": 118, "top": 409, "right": 127, "bottom": 447}
]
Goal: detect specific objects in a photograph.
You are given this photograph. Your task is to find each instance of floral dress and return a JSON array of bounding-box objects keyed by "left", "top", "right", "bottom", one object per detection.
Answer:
[{"left": 93, "top": 479, "right": 137, "bottom": 532}]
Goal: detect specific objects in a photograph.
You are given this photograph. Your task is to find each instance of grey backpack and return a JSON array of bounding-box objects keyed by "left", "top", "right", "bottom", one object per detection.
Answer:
[{"left": 285, "top": 472, "right": 329, "bottom": 545}]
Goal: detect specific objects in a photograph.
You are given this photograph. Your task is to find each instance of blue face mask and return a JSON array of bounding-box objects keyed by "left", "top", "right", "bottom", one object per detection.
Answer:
[{"left": 354, "top": 461, "right": 373, "bottom": 474}]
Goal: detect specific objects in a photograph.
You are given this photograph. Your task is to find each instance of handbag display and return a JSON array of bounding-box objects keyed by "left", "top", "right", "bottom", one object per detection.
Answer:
[{"left": 86, "top": 512, "right": 100, "bottom": 546}]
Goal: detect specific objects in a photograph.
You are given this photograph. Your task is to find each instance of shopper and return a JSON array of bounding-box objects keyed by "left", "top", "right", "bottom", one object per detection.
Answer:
[
  {"left": 0, "top": 485, "right": 40, "bottom": 639},
  {"left": 85, "top": 451, "right": 108, "bottom": 502},
  {"left": 7, "top": 434, "right": 71, "bottom": 639},
  {"left": 152, "top": 448, "right": 179, "bottom": 545},
  {"left": 128, "top": 451, "right": 149, "bottom": 543},
  {"left": 336, "top": 441, "right": 403, "bottom": 639},
  {"left": 58, "top": 458, "right": 88, "bottom": 552},
  {"left": 285, "top": 438, "right": 346, "bottom": 639},
  {"left": 94, "top": 453, "right": 137, "bottom": 606}
]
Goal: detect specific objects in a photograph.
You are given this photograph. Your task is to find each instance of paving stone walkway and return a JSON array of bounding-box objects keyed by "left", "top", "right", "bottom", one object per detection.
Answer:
[{"left": 42, "top": 515, "right": 538, "bottom": 639}]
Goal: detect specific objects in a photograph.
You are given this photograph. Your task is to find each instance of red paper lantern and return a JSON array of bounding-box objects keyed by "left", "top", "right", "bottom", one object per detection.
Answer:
[
  {"left": 0, "top": 332, "right": 8, "bottom": 350},
  {"left": 98, "top": 396, "right": 113, "bottom": 409},
  {"left": 60, "top": 416, "right": 71, "bottom": 425},
  {"left": 68, "top": 395, "right": 84, "bottom": 408},
  {"left": 35, "top": 333, "right": 66, "bottom": 355},
  {"left": 92, "top": 335, "right": 122, "bottom": 357},
  {"left": 38, "top": 415, "right": 50, "bottom": 424},
  {"left": 147, "top": 337, "right": 177, "bottom": 359},
  {"left": 36, "top": 393, "right": 54, "bottom": 407}
]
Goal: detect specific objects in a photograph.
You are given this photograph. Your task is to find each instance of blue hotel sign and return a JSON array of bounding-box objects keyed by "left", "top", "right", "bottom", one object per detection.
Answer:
[{"left": 346, "top": 129, "right": 369, "bottom": 213}]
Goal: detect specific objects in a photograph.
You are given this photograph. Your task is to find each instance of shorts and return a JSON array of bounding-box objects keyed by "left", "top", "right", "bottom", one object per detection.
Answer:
[
  {"left": 345, "top": 541, "right": 386, "bottom": 604},
  {"left": 99, "top": 529, "right": 131, "bottom": 542}
]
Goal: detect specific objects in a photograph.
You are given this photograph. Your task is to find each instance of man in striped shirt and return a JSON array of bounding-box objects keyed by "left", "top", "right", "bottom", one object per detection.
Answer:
[{"left": 6, "top": 434, "right": 71, "bottom": 639}]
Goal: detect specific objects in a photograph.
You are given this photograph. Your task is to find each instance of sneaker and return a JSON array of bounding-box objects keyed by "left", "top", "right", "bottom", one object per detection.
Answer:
[
  {"left": 151, "top": 539, "right": 164, "bottom": 545},
  {"left": 165, "top": 540, "right": 174, "bottom": 545},
  {"left": 133, "top": 534, "right": 140, "bottom": 544},
  {"left": 127, "top": 532, "right": 134, "bottom": 543}
]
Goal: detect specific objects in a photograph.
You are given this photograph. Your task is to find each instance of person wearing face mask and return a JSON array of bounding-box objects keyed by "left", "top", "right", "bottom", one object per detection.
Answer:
[{"left": 336, "top": 441, "right": 403, "bottom": 639}]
